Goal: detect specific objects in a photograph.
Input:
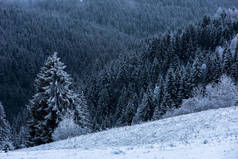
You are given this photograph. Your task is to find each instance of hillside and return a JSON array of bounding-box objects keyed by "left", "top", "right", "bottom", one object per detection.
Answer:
[
  {"left": 1, "top": 106, "right": 238, "bottom": 159},
  {"left": 1, "top": 0, "right": 238, "bottom": 122},
  {"left": 1, "top": 0, "right": 238, "bottom": 157}
]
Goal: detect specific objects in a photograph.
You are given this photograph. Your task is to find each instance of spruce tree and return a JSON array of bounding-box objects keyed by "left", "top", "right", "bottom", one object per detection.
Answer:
[
  {"left": 191, "top": 57, "right": 202, "bottom": 87},
  {"left": 132, "top": 88, "right": 154, "bottom": 124},
  {"left": 223, "top": 49, "right": 233, "bottom": 75},
  {"left": 174, "top": 68, "right": 183, "bottom": 108},
  {"left": 0, "top": 102, "right": 13, "bottom": 151},
  {"left": 181, "top": 64, "right": 193, "bottom": 99},
  {"left": 212, "top": 55, "right": 222, "bottom": 83},
  {"left": 11, "top": 109, "right": 29, "bottom": 149},
  {"left": 152, "top": 79, "right": 164, "bottom": 120},
  {"left": 27, "top": 52, "right": 82, "bottom": 146},
  {"left": 75, "top": 91, "right": 92, "bottom": 132},
  {"left": 151, "top": 57, "right": 160, "bottom": 83},
  {"left": 163, "top": 67, "right": 176, "bottom": 110},
  {"left": 132, "top": 92, "right": 149, "bottom": 124},
  {"left": 231, "top": 62, "right": 238, "bottom": 82},
  {"left": 118, "top": 94, "right": 138, "bottom": 126}
]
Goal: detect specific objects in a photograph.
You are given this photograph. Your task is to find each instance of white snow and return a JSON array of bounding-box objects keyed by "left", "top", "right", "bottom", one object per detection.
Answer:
[{"left": 1, "top": 106, "right": 238, "bottom": 159}]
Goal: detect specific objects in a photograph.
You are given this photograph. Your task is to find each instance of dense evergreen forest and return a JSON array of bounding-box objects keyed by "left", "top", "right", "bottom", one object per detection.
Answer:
[
  {"left": 1, "top": 0, "right": 238, "bottom": 121},
  {"left": 0, "top": 0, "right": 238, "bottom": 149}
]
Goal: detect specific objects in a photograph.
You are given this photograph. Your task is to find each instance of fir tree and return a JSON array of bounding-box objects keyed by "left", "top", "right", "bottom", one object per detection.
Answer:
[
  {"left": 0, "top": 102, "right": 13, "bottom": 151},
  {"left": 174, "top": 68, "right": 183, "bottom": 108},
  {"left": 191, "top": 57, "right": 203, "bottom": 87},
  {"left": 132, "top": 88, "right": 154, "bottom": 124},
  {"left": 162, "top": 67, "right": 177, "bottom": 110},
  {"left": 151, "top": 57, "right": 160, "bottom": 83},
  {"left": 27, "top": 52, "right": 82, "bottom": 146},
  {"left": 114, "top": 87, "right": 130, "bottom": 126},
  {"left": 118, "top": 94, "right": 138, "bottom": 126},
  {"left": 152, "top": 79, "right": 164, "bottom": 120},
  {"left": 180, "top": 65, "right": 193, "bottom": 99},
  {"left": 132, "top": 92, "right": 149, "bottom": 124},
  {"left": 223, "top": 49, "right": 233, "bottom": 75},
  {"left": 11, "top": 109, "right": 29, "bottom": 149},
  {"left": 75, "top": 91, "right": 92, "bottom": 132},
  {"left": 212, "top": 55, "right": 222, "bottom": 83},
  {"left": 231, "top": 62, "right": 238, "bottom": 82}
]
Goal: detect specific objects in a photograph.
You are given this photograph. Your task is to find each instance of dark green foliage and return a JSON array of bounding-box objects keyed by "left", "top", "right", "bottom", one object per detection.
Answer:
[
  {"left": 223, "top": 48, "right": 233, "bottom": 74},
  {"left": 132, "top": 89, "right": 154, "bottom": 124},
  {"left": 27, "top": 53, "right": 85, "bottom": 146},
  {"left": 0, "top": 102, "right": 13, "bottom": 150},
  {"left": 1, "top": 0, "right": 238, "bottom": 147},
  {"left": 1, "top": 0, "right": 238, "bottom": 122},
  {"left": 85, "top": 11, "right": 238, "bottom": 129},
  {"left": 120, "top": 94, "right": 139, "bottom": 125}
]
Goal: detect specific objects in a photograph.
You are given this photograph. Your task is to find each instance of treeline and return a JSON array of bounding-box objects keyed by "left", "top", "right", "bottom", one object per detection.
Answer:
[
  {"left": 1, "top": 53, "right": 91, "bottom": 149},
  {"left": 1, "top": 0, "right": 238, "bottom": 121},
  {"left": 8, "top": 11, "right": 237, "bottom": 148},
  {"left": 1, "top": 0, "right": 238, "bottom": 150},
  {"left": 84, "top": 10, "right": 238, "bottom": 130}
]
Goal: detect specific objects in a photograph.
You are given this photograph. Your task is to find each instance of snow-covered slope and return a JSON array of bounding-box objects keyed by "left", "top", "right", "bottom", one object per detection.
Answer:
[{"left": 1, "top": 106, "right": 238, "bottom": 159}]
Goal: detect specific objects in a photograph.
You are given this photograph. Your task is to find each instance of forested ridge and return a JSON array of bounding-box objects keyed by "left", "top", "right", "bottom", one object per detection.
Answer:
[
  {"left": 0, "top": 0, "right": 238, "bottom": 149},
  {"left": 85, "top": 11, "right": 238, "bottom": 129},
  {"left": 1, "top": 0, "right": 238, "bottom": 120}
]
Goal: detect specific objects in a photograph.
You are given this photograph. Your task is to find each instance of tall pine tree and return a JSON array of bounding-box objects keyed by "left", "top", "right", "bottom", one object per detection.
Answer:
[
  {"left": 27, "top": 52, "right": 85, "bottom": 146},
  {"left": 152, "top": 79, "right": 164, "bottom": 120},
  {"left": 75, "top": 91, "right": 92, "bottom": 132},
  {"left": 132, "top": 88, "right": 154, "bottom": 124},
  {"left": 0, "top": 102, "right": 13, "bottom": 151},
  {"left": 223, "top": 48, "right": 233, "bottom": 75}
]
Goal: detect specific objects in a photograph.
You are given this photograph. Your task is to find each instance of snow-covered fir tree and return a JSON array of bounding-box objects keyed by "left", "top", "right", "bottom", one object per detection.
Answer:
[
  {"left": 132, "top": 93, "right": 148, "bottom": 124},
  {"left": 223, "top": 48, "right": 233, "bottom": 75},
  {"left": 74, "top": 91, "right": 92, "bottom": 132},
  {"left": 0, "top": 102, "right": 13, "bottom": 151},
  {"left": 152, "top": 80, "right": 164, "bottom": 120},
  {"left": 117, "top": 93, "right": 138, "bottom": 126},
  {"left": 161, "top": 68, "right": 177, "bottom": 111},
  {"left": 132, "top": 89, "right": 154, "bottom": 124},
  {"left": 27, "top": 52, "right": 90, "bottom": 146},
  {"left": 191, "top": 57, "right": 203, "bottom": 87}
]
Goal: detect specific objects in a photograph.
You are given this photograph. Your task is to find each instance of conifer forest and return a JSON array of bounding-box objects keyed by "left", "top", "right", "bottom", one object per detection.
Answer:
[{"left": 0, "top": 1, "right": 238, "bottom": 157}]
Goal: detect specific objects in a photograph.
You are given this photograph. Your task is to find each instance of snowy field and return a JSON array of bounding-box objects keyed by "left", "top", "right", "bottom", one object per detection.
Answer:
[{"left": 1, "top": 106, "right": 238, "bottom": 159}]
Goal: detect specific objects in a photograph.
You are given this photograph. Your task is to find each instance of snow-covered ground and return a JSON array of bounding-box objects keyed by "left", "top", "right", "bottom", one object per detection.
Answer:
[{"left": 1, "top": 106, "right": 238, "bottom": 159}]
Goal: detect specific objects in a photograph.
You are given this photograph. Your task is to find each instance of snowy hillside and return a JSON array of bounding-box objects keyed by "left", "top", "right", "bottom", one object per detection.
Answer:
[{"left": 1, "top": 106, "right": 238, "bottom": 159}]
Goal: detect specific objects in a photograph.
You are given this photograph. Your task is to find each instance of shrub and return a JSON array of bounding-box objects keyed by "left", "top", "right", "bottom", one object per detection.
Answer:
[
  {"left": 163, "top": 75, "right": 238, "bottom": 118},
  {"left": 52, "top": 114, "right": 89, "bottom": 141}
]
